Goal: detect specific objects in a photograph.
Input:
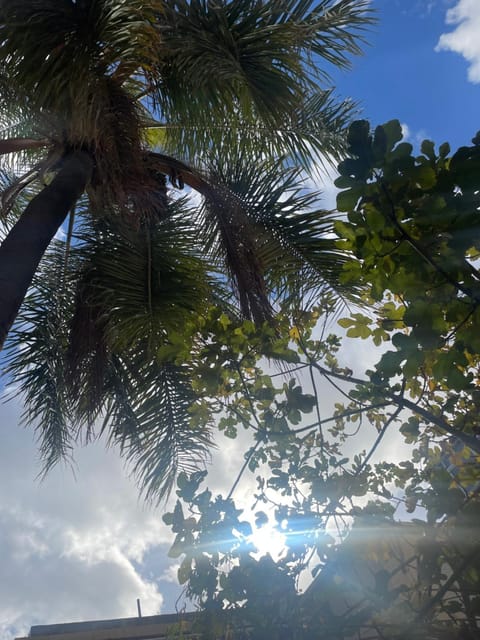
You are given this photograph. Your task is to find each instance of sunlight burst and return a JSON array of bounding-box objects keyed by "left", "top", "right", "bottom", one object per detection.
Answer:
[{"left": 248, "top": 523, "right": 287, "bottom": 559}]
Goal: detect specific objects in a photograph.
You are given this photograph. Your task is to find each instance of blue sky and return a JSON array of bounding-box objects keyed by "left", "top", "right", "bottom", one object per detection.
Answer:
[
  {"left": 332, "top": 0, "right": 479, "bottom": 149},
  {"left": 1, "top": 1, "right": 480, "bottom": 638}
]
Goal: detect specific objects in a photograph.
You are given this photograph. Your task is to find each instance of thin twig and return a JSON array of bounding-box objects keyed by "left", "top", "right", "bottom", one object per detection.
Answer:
[
  {"left": 217, "top": 398, "right": 260, "bottom": 432},
  {"left": 308, "top": 360, "right": 324, "bottom": 448},
  {"left": 286, "top": 401, "right": 390, "bottom": 436},
  {"left": 352, "top": 404, "right": 403, "bottom": 479},
  {"left": 408, "top": 546, "right": 480, "bottom": 628},
  {"left": 226, "top": 439, "right": 263, "bottom": 501},
  {"left": 308, "top": 360, "right": 480, "bottom": 454},
  {"left": 145, "top": 226, "right": 152, "bottom": 315},
  {"left": 233, "top": 360, "right": 263, "bottom": 431}
]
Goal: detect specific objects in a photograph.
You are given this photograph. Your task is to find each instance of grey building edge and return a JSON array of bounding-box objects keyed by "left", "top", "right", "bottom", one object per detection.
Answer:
[{"left": 27, "top": 613, "right": 198, "bottom": 639}]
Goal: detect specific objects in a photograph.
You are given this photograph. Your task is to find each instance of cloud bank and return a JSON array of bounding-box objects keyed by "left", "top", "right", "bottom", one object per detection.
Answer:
[
  {"left": 436, "top": 0, "right": 480, "bottom": 83},
  {"left": 0, "top": 397, "right": 171, "bottom": 640},
  {"left": 0, "top": 385, "right": 259, "bottom": 640}
]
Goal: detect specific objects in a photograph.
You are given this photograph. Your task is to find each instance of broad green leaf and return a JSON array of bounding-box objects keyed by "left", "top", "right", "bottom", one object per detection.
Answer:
[
  {"left": 381, "top": 119, "right": 403, "bottom": 152},
  {"left": 336, "top": 187, "right": 362, "bottom": 212},
  {"left": 420, "top": 139, "right": 436, "bottom": 161}
]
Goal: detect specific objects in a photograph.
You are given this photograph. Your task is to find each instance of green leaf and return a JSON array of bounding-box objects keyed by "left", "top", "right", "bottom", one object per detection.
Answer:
[
  {"left": 168, "top": 535, "right": 187, "bottom": 559},
  {"left": 178, "top": 557, "right": 192, "bottom": 584},
  {"left": 391, "top": 332, "right": 417, "bottom": 353},
  {"left": 346, "top": 324, "right": 371, "bottom": 339},
  {"left": 377, "top": 350, "right": 404, "bottom": 378},
  {"left": 163, "top": 512, "right": 174, "bottom": 526},
  {"left": 334, "top": 175, "right": 357, "bottom": 189},
  {"left": 334, "top": 220, "right": 357, "bottom": 242},
  {"left": 415, "top": 165, "right": 436, "bottom": 189},
  {"left": 255, "top": 511, "right": 269, "bottom": 527},
  {"left": 372, "top": 124, "right": 387, "bottom": 161},
  {"left": 347, "top": 120, "right": 371, "bottom": 156},
  {"left": 170, "top": 500, "right": 185, "bottom": 533},
  {"left": 218, "top": 313, "right": 231, "bottom": 330},
  {"left": 381, "top": 120, "right": 403, "bottom": 152},
  {"left": 420, "top": 139, "right": 436, "bottom": 161},
  {"left": 446, "top": 366, "right": 472, "bottom": 391},
  {"left": 400, "top": 418, "right": 420, "bottom": 442},
  {"left": 337, "top": 317, "right": 354, "bottom": 328},
  {"left": 389, "top": 142, "right": 413, "bottom": 160},
  {"left": 336, "top": 188, "right": 362, "bottom": 212},
  {"left": 439, "top": 142, "right": 450, "bottom": 158}
]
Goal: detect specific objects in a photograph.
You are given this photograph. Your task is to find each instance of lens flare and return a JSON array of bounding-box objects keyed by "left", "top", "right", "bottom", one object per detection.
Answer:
[{"left": 248, "top": 523, "right": 287, "bottom": 559}]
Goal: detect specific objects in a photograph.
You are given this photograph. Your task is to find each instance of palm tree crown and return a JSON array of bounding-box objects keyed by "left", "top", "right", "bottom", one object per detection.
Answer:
[{"left": 0, "top": 0, "right": 373, "bottom": 499}]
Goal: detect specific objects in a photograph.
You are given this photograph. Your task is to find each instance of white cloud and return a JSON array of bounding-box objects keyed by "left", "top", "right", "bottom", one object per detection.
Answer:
[
  {"left": 0, "top": 391, "right": 259, "bottom": 639},
  {"left": 158, "top": 563, "right": 181, "bottom": 584},
  {"left": 303, "top": 156, "right": 340, "bottom": 211},
  {"left": 0, "top": 510, "right": 162, "bottom": 639},
  {"left": 0, "top": 397, "right": 171, "bottom": 639},
  {"left": 400, "top": 123, "right": 411, "bottom": 140},
  {"left": 436, "top": 0, "right": 480, "bottom": 83}
]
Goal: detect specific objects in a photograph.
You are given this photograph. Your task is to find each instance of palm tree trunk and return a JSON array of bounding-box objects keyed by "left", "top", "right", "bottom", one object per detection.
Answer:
[{"left": 0, "top": 151, "right": 93, "bottom": 350}]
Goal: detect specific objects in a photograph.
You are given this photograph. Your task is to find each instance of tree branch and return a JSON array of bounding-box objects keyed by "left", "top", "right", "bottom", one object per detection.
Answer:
[{"left": 308, "top": 361, "right": 480, "bottom": 454}]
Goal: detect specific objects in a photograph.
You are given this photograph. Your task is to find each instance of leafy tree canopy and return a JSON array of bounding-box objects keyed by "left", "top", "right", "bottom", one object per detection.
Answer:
[{"left": 162, "top": 123, "right": 480, "bottom": 639}]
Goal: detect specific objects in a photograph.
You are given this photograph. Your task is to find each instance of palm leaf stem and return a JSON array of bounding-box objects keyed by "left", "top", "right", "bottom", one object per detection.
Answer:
[
  {"left": 0, "top": 137, "right": 48, "bottom": 155},
  {"left": 148, "top": 151, "right": 214, "bottom": 195},
  {"left": 63, "top": 205, "right": 76, "bottom": 281}
]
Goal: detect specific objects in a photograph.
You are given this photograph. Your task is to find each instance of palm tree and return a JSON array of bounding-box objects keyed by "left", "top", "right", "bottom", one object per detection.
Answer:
[{"left": 0, "top": 0, "right": 372, "bottom": 498}]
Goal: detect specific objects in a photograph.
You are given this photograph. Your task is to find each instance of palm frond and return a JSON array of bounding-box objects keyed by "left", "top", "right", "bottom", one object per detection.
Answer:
[
  {"left": 0, "top": 99, "right": 50, "bottom": 174},
  {"left": 0, "top": 0, "right": 162, "bottom": 201},
  {"left": 62, "top": 193, "right": 218, "bottom": 426},
  {"left": 151, "top": 0, "right": 372, "bottom": 163},
  {"left": 0, "top": 168, "right": 47, "bottom": 238},
  {"left": 152, "top": 89, "right": 357, "bottom": 174},
  {"left": 202, "top": 150, "right": 362, "bottom": 311},
  {"left": 155, "top": 0, "right": 372, "bottom": 115},
  {"left": 0, "top": 0, "right": 162, "bottom": 124},
  {"left": 277, "top": 89, "right": 358, "bottom": 171},
  {"left": 2, "top": 239, "right": 78, "bottom": 474},
  {"left": 0, "top": 0, "right": 373, "bottom": 501},
  {"left": 0, "top": 138, "right": 48, "bottom": 156},
  {"left": 3, "top": 202, "right": 215, "bottom": 497},
  {"left": 144, "top": 150, "right": 273, "bottom": 321},
  {"left": 104, "top": 355, "right": 213, "bottom": 502},
  {"left": 69, "top": 201, "right": 213, "bottom": 347},
  {"left": 198, "top": 185, "right": 273, "bottom": 323},
  {"left": 0, "top": 69, "right": 39, "bottom": 139}
]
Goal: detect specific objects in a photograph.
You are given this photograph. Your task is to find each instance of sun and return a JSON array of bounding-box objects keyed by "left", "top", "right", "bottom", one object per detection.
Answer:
[{"left": 248, "top": 523, "right": 287, "bottom": 560}]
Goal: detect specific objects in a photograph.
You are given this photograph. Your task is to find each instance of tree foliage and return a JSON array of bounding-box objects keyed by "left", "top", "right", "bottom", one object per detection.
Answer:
[
  {"left": 335, "top": 120, "right": 480, "bottom": 452},
  {"left": 0, "top": 0, "right": 373, "bottom": 497},
  {"left": 162, "top": 124, "right": 480, "bottom": 639}
]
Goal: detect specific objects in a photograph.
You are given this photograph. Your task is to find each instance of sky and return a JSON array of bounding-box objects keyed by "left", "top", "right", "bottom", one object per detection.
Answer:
[
  {"left": 332, "top": 0, "right": 479, "bottom": 150},
  {"left": 1, "top": 1, "right": 479, "bottom": 638}
]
